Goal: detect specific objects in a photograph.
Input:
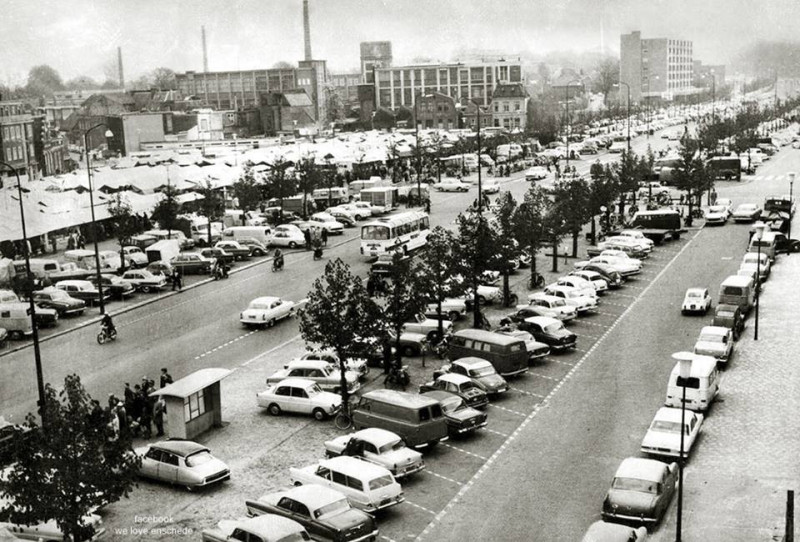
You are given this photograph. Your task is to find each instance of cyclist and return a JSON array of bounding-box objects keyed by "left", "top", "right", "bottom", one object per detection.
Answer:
[
  {"left": 273, "top": 248, "right": 284, "bottom": 271},
  {"left": 101, "top": 313, "right": 115, "bottom": 336}
]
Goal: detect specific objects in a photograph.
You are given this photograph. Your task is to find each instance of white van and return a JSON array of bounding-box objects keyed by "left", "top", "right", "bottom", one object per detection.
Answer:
[
  {"left": 718, "top": 275, "right": 755, "bottom": 315},
  {"left": 665, "top": 354, "right": 719, "bottom": 412},
  {"left": 222, "top": 226, "right": 272, "bottom": 244},
  {"left": 748, "top": 231, "right": 777, "bottom": 262},
  {"left": 0, "top": 303, "right": 33, "bottom": 338},
  {"left": 63, "top": 250, "right": 114, "bottom": 271},
  {"left": 145, "top": 240, "right": 181, "bottom": 264}
]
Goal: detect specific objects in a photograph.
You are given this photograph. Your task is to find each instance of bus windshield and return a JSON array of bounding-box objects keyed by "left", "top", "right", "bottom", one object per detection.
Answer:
[{"left": 361, "top": 225, "right": 390, "bottom": 241}]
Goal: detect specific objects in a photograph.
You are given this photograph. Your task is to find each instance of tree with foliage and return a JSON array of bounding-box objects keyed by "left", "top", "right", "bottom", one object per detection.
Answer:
[
  {"left": 264, "top": 158, "right": 296, "bottom": 224},
  {"left": 151, "top": 67, "right": 177, "bottom": 90},
  {"left": 65, "top": 75, "right": 99, "bottom": 91},
  {"left": 552, "top": 176, "right": 593, "bottom": 257},
  {"left": 454, "top": 212, "right": 501, "bottom": 328},
  {"left": 25, "top": 65, "right": 64, "bottom": 97},
  {"left": 593, "top": 57, "right": 620, "bottom": 105},
  {"left": 513, "top": 186, "right": 552, "bottom": 287},
  {"left": 232, "top": 164, "right": 263, "bottom": 220},
  {"left": 0, "top": 375, "right": 140, "bottom": 542},
  {"left": 299, "top": 259, "right": 384, "bottom": 405},
  {"left": 415, "top": 227, "right": 463, "bottom": 339},
  {"left": 588, "top": 161, "right": 619, "bottom": 241},
  {"left": 295, "top": 156, "right": 322, "bottom": 218},
  {"left": 196, "top": 180, "right": 225, "bottom": 245},
  {"left": 610, "top": 149, "right": 641, "bottom": 217},
  {"left": 492, "top": 191, "right": 520, "bottom": 306},
  {"left": 107, "top": 194, "right": 138, "bottom": 273},
  {"left": 377, "top": 252, "right": 429, "bottom": 368},
  {"left": 672, "top": 134, "right": 706, "bottom": 225},
  {"left": 151, "top": 185, "right": 180, "bottom": 235}
]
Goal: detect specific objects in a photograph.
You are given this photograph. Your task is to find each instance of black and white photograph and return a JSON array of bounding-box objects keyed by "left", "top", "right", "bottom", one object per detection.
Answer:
[{"left": 0, "top": 0, "right": 798, "bottom": 540}]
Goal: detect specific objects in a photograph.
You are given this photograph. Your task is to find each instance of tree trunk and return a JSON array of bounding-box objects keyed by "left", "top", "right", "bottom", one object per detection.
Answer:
[
  {"left": 119, "top": 245, "right": 126, "bottom": 274},
  {"left": 472, "top": 282, "right": 481, "bottom": 329},
  {"left": 502, "top": 270, "right": 510, "bottom": 307},
  {"left": 618, "top": 193, "right": 626, "bottom": 219},
  {"left": 530, "top": 247, "right": 537, "bottom": 286},
  {"left": 207, "top": 217, "right": 212, "bottom": 246},
  {"left": 590, "top": 216, "right": 596, "bottom": 245},
  {"left": 337, "top": 350, "right": 349, "bottom": 407},
  {"left": 437, "top": 297, "right": 444, "bottom": 340},
  {"left": 302, "top": 192, "right": 308, "bottom": 219},
  {"left": 551, "top": 235, "right": 558, "bottom": 272},
  {"left": 572, "top": 230, "right": 578, "bottom": 258}
]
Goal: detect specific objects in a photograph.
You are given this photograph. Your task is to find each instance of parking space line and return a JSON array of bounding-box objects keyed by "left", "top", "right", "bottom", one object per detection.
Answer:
[
  {"left": 406, "top": 500, "right": 437, "bottom": 515},
  {"left": 441, "top": 443, "right": 489, "bottom": 461},
  {"left": 527, "top": 372, "right": 560, "bottom": 381},
  {"left": 613, "top": 293, "right": 639, "bottom": 299},
  {"left": 594, "top": 310, "right": 622, "bottom": 317},
  {"left": 424, "top": 470, "right": 463, "bottom": 486},
  {"left": 601, "top": 301, "right": 629, "bottom": 308},
  {"left": 485, "top": 428, "right": 510, "bottom": 438},
  {"left": 510, "top": 387, "right": 546, "bottom": 398},
  {"left": 488, "top": 404, "right": 526, "bottom": 417},
  {"left": 576, "top": 332, "right": 602, "bottom": 340},
  {"left": 573, "top": 320, "right": 610, "bottom": 329},
  {"left": 380, "top": 536, "right": 397, "bottom": 542},
  {"left": 573, "top": 347, "right": 588, "bottom": 353},
  {"left": 548, "top": 359, "right": 575, "bottom": 367}
]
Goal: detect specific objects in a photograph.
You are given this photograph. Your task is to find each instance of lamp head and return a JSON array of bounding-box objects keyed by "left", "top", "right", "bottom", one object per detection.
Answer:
[
  {"left": 789, "top": 172, "right": 796, "bottom": 184},
  {"left": 754, "top": 223, "right": 766, "bottom": 240},
  {"left": 599, "top": 205, "right": 607, "bottom": 213},
  {"left": 104, "top": 129, "right": 113, "bottom": 138},
  {"left": 671, "top": 351, "right": 694, "bottom": 379}
]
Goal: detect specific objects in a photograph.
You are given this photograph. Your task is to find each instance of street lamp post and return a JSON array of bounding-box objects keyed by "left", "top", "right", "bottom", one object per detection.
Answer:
[
  {"left": 754, "top": 223, "right": 764, "bottom": 341},
  {"left": 614, "top": 82, "right": 632, "bottom": 154},
  {"left": 564, "top": 79, "right": 584, "bottom": 171},
  {"left": 84, "top": 123, "right": 114, "bottom": 315},
  {"left": 1, "top": 161, "right": 47, "bottom": 423},
  {"left": 671, "top": 351, "right": 694, "bottom": 542},
  {"left": 789, "top": 172, "right": 795, "bottom": 239}
]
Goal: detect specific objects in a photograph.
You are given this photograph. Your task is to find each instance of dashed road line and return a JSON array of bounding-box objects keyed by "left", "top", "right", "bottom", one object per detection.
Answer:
[
  {"left": 614, "top": 293, "right": 639, "bottom": 299},
  {"left": 548, "top": 358, "right": 576, "bottom": 367},
  {"left": 527, "top": 372, "right": 561, "bottom": 381},
  {"left": 441, "top": 443, "right": 489, "bottom": 461},
  {"left": 601, "top": 301, "right": 629, "bottom": 308},
  {"left": 240, "top": 334, "right": 303, "bottom": 367},
  {"left": 194, "top": 330, "right": 257, "bottom": 360},
  {"left": 488, "top": 404, "right": 526, "bottom": 417},
  {"left": 425, "top": 470, "right": 463, "bottom": 486},
  {"left": 573, "top": 320, "right": 610, "bottom": 329},
  {"left": 510, "top": 387, "right": 546, "bottom": 398},
  {"left": 416, "top": 227, "right": 703, "bottom": 542},
  {"left": 380, "top": 536, "right": 397, "bottom": 542},
  {"left": 485, "top": 428, "right": 510, "bottom": 438},
  {"left": 406, "top": 500, "right": 437, "bottom": 515}
]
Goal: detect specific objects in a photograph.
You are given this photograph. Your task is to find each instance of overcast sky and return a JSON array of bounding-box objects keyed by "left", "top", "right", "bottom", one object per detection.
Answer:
[{"left": 1, "top": 0, "right": 797, "bottom": 85}]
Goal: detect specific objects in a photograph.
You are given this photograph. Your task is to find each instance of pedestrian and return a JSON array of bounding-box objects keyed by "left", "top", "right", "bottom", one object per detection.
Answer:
[
  {"left": 153, "top": 396, "right": 166, "bottom": 437},
  {"left": 139, "top": 402, "right": 152, "bottom": 439},
  {"left": 710, "top": 188, "right": 718, "bottom": 205},
  {"left": 124, "top": 382, "right": 134, "bottom": 410},
  {"left": 77, "top": 233, "right": 86, "bottom": 249},
  {"left": 321, "top": 228, "right": 328, "bottom": 247},
  {"left": 50, "top": 236, "right": 57, "bottom": 254},
  {"left": 67, "top": 233, "right": 75, "bottom": 250},
  {"left": 171, "top": 269, "right": 182, "bottom": 291},
  {"left": 160, "top": 368, "right": 173, "bottom": 388},
  {"left": 131, "top": 385, "right": 144, "bottom": 421},
  {"left": 304, "top": 229, "right": 312, "bottom": 250}
]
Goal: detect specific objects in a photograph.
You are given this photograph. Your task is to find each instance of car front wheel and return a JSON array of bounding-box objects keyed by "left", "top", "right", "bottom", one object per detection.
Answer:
[
  {"left": 141, "top": 286, "right": 151, "bottom": 293},
  {"left": 313, "top": 408, "right": 327, "bottom": 421},
  {"left": 268, "top": 404, "right": 281, "bottom": 416},
  {"left": 288, "top": 241, "right": 297, "bottom": 248}
]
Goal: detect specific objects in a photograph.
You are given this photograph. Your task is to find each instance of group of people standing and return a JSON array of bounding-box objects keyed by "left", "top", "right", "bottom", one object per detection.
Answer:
[
  {"left": 106, "top": 368, "right": 173, "bottom": 441},
  {"left": 303, "top": 226, "right": 327, "bottom": 251}
]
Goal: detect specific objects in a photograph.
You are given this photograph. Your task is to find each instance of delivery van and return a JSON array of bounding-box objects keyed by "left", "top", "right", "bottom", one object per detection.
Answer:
[
  {"left": 145, "top": 240, "right": 181, "bottom": 264},
  {"left": 222, "top": 226, "right": 272, "bottom": 245},
  {"left": 352, "top": 390, "right": 449, "bottom": 449},
  {"left": 664, "top": 354, "right": 720, "bottom": 412},
  {"left": 718, "top": 275, "right": 755, "bottom": 315}
]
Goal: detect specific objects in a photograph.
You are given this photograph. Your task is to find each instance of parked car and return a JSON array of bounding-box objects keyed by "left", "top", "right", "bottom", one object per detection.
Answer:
[
  {"left": 715, "top": 198, "right": 733, "bottom": 217},
  {"left": 525, "top": 166, "right": 549, "bottom": 181},
  {"left": 525, "top": 294, "right": 579, "bottom": 321},
  {"left": 257, "top": 378, "right": 341, "bottom": 420},
  {"left": 712, "top": 303, "right": 745, "bottom": 340},
  {"left": 551, "top": 276, "right": 598, "bottom": 298},
  {"left": 245, "top": 485, "right": 378, "bottom": 542},
  {"left": 601, "top": 457, "right": 678, "bottom": 526},
  {"left": 482, "top": 178, "right": 501, "bottom": 194},
  {"left": 54, "top": 280, "right": 109, "bottom": 305},
  {"left": 266, "top": 359, "right": 360, "bottom": 394},
  {"left": 289, "top": 456, "right": 404, "bottom": 513},
  {"left": 199, "top": 247, "right": 235, "bottom": 266},
  {"left": 298, "top": 350, "right": 369, "bottom": 380},
  {"left": 581, "top": 521, "right": 648, "bottom": 542},
  {"left": 135, "top": 440, "right": 230, "bottom": 489},
  {"left": 121, "top": 269, "right": 168, "bottom": 293},
  {"left": 170, "top": 252, "right": 215, "bottom": 274},
  {"left": 615, "top": 230, "right": 655, "bottom": 249},
  {"left": 370, "top": 252, "right": 412, "bottom": 277},
  {"left": 575, "top": 256, "right": 641, "bottom": 277},
  {"left": 240, "top": 296, "right": 296, "bottom": 328},
  {"left": 543, "top": 285, "right": 598, "bottom": 314},
  {"left": 693, "top": 325, "right": 734, "bottom": 364},
  {"left": 640, "top": 407, "right": 704, "bottom": 458},
  {"left": 567, "top": 270, "right": 609, "bottom": 294},
  {"left": 235, "top": 237, "right": 268, "bottom": 257},
  {"left": 741, "top": 251, "right": 771, "bottom": 278},
  {"left": 324, "top": 428, "right": 425, "bottom": 479},
  {"left": 425, "top": 297, "right": 468, "bottom": 322},
  {"left": 200, "top": 515, "right": 309, "bottom": 542},
  {"left": 327, "top": 209, "right": 357, "bottom": 228},
  {"left": 732, "top": 203, "right": 762, "bottom": 222},
  {"left": 121, "top": 245, "right": 149, "bottom": 268},
  {"left": 433, "top": 179, "right": 470, "bottom": 192},
  {"left": 297, "top": 213, "right": 345, "bottom": 235},
  {"left": 421, "top": 390, "right": 488, "bottom": 436},
  {"left": 576, "top": 263, "right": 624, "bottom": 288},
  {"left": 517, "top": 316, "right": 577, "bottom": 352},
  {"left": 496, "top": 329, "right": 551, "bottom": 361},
  {"left": 681, "top": 287, "right": 711, "bottom": 315},
  {"left": 32, "top": 288, "right": 85, "bottom": 316},
  {"left": 214, "top": 240, "right": 251, "bottom": 261},
  {"left": 704, "top": 205, "right": 729, "bottom": 225},
  {"left": 432, "top": 357, "right": 509, "bottom": 396},
  {"left": 88, "top": 274, "right": 135, "bottom": 299},
  {"left": 418, "top": 373, "right": 489, "bottom": 410},
  {"left": 402, "top": 313, "right": 453, "bottom": 342},
  {"left": 145, "top": 260, "right": 173, "bottom": 278},
  {"left": 335, "top": 203, "right": 372, "bottom": 220}
]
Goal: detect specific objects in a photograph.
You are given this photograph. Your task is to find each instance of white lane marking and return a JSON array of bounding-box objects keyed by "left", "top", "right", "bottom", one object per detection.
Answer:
[
  {"left": 405, "top": 500, "right": 437, "bottom": 515},
  {"left": 416, "top": 228, "right": 702, "bottom": 542},
  {"left": 380, "top": 536, "right": 397, "bottom": 542},
  {"left": 488, "top": 404, "right": 526, "bottom": 417},
  {"left": 485, "top": 428, "right": 510, "bottom": 438},
  {"left": 441, "top": 443, "right": 489, "bottom": 461},
  {"left": 548, "top": 358, "right": 576, "bottom": 367},
  {"left": 527, "top": 372, "right": 561, "bottom": 381},
  {"left": 240, "top": 334, "right": 302, "bottom": 367},
  {"left": 721, "top": 256, "right": 733, "bottom": 260},
  {"left": 425, "top": 470, "right": 464, "bottom": 486},
  {"left": 573, "top": 320, "right": 611, "bottom": 329},
  {"left": 194, "top": 330, "right": 257, "bottom": 360},
  {"left": 510, "top": 387, "right": 547, "bottom": 398}
]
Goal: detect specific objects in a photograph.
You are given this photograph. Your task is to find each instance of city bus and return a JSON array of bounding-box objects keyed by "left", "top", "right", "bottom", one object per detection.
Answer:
[{"left": 360, "top": 211, "right": 430, "bottom": 257}]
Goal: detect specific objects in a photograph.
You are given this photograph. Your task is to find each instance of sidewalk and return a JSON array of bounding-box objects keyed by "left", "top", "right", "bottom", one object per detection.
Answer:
[{"left": 652, "top": 254, "right": 800, "bottom": 541}]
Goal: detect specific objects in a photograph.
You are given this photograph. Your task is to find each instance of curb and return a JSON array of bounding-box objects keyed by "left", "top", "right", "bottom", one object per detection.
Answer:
[{"left": 0, "top": 236, "right": 359, "bottom": 359}]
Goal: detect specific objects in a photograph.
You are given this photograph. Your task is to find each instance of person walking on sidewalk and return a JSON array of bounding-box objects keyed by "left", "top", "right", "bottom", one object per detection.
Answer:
[
  {"left": 171, "top": 269, "right": 182, "bottom": 291},
  {"left": 153, "top": 396, "right": 166, "bottom": 437},
  {"left": 321, "top": 228, "right": 328, "bottom": 247}
]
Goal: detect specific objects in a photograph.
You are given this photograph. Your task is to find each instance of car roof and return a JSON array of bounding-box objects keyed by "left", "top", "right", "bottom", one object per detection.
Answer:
[
  {"left": 452, "top": 328, "right": 524, "bottom": 346},
  {"left": 546, "top": 285, "right": 576, "bottom": 293},
  {"left": 524, "top": 316, "right": 560, "bottom": 326},
  {"left": 716, "top": 303, "right": 739, "bottom": 312},
  {"left": 437, "top": 373, "right": 472, "bottom": 385},
  {"left": 615, "top": 457, "right": 668, "bottom": 482},
  {"left": 654, "top": 407, "right": 694, "bottom": 423},
  {"left": 274, "top": 378, "right": 316, "bottom": 388},
  {"left": 685, "top": 287, "right": 706, "bottom": 294},
  {"left": 362, "top": 389, "right": 440, "bottom": 408},
  {"left": 453, "top": 357, "right": 492, "bottom": 369},
  {"left": 529, "top": 294, "right": 562, "bottom": 303},
  {"left": 57, "top": 280, "right": 91, "bottom": 286},
  {"left": 282, "top": 484, "right": 346, "bottom": 509},
  {"left": 286, "top": 359, "right": 328, "bottom": 370},
  {"left": 583, "top": 520, "right": 640, "bottom": 539},
  {"left": 251, "top": 296, "right": 281, "bottom": 304},
  {"left": 321, "top": 456, "right": 392, "bottom": 478},
  {"left": 699, "top": 326, "right": 729, "bottom": 335},
  {"left": 721, "top": 275, "right": 753, "bottom": 287},
  {"left": 422, "top": 389, "right": 463, "bottom": 404},
  {"left": 670, "top": 355, "right": 717, "bottom": 376},
  {"left": 236, "top": 515, "right": 306, "bottom": 538},
  {"left": 353, "top": 427, "right": 401, "bottom": 448},
  {"left": 151, "top": 439, "right": 208, "bottom": 457}
]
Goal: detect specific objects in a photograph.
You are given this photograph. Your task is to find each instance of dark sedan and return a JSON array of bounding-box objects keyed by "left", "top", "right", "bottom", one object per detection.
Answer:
[
  {"left": 32, "top": 289, "right": 85, "bottom": 316},
  {"left": 170, "top": 253, "right": 215, "bottom": 274},
  {"left": 418, "top": 374, "right": 489, "bottom": 410},
  {"left": 199, "top": 248, "right": 235, "bottom": 266},
  {"left": 499, "top": 305, "right": 557, "bottom": 326},
  {"left": 89, "top": 274, "right": 135, "bottom": 299},
  {"left": 422, "top": 390, "right": 488, "bottom": 437},
  {"left": 517, "top": 316, "right": 577, "bottom": 352},
  {"left": 577, "top": 263, "right": 623, "bottom": 289},
  {"left": 602, "top": 457, "right": 678, "bottom": 526},
  {"left": 712, "top": 303, "right": 745, "bottom": 341}
]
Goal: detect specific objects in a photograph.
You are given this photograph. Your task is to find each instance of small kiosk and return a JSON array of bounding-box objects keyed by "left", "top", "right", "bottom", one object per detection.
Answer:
[{"left": 150, "top": 368, "right": 232, "bottom": 440}]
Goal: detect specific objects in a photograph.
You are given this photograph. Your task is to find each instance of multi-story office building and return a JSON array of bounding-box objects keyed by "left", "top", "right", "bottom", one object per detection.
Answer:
[
  {"left": 361, "top": 41, "right": 393, "bottom": 84},
  {"left": 620, "top": 31, "right": 694, "bottom": 103},
  {"left": 0, "top": 101, "right": 38, "bottom": 179},
  {"left": 491, "top": 83, "right": 529, "bottom": 130},
  {"left": 372, "top": 60, "right": 523, "bottom": 111}
]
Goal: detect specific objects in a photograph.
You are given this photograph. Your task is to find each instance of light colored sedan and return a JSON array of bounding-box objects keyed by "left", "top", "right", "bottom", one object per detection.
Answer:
[
  {"left": 551, "top": 276, "right": 598, "bottom": 299},
  {"left": 581, "top": 521, "right": 648, "bottom": 542},
  {"left": 268, "top": 224, "right": 306, "bottom": 248},
  {"left": 704, "top": 205, "right": 729, "bottom": 225},
  {"left": 543, "top": 285, "right": 598, "bottom": 314},
  {"left": 257, "top": 378, "right": 341, "bottom": 420},
  {"left": 240, "top": 296, "right": 296, "bottom": 328},
  {"left": 693, "top": 325, "right": 734, "bottom": 364},
  {"left": 324, "top": 427, "right": 425, "bottom": 478},
  {"left": 433, "top": 179, "right": 470, "bottom": 192},
  {"left": 483, "top": 179, "right": 501, "bottom": 194},
  {"left": 575, "top": 255, "right": 641, "bottom": 277},
  {"left": 136, "top": 440, "right": 231, "bottom": 489},
  {"left": 732, "top": 203, "right": 762, "bottom": 222},
  {"left": 682, "top": 287, "right": 711, "bottom": 315},
  {"left": 335, "top": 202, "right": 372, "bottom": 220},
  {"left": 640, "top": 407, "right": 704, "bottom": 458},
  {"left": 568, "top": 270, "right": 609, "bottom": 294},
  {"left": 309, "top": 213, "right": 345, "bottom": 234}
]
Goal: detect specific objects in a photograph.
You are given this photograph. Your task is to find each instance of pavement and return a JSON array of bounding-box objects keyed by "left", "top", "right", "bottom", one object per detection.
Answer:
[{"left": 651, "top": 253, "right": 800, "bottom": 542}]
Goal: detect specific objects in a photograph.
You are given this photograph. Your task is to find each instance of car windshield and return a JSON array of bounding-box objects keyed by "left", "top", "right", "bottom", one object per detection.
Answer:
[
  {"left": 49, "top": 290, "right": 70, "bottom": 300},
  {"left": 368, "top": 475, "right": 395, "bottom": 490},
  {"left": 362, "top": 225, "right": 390, "bottom": 241},
  {"left": 650, "top": 420, "right": 682, "bottom": 433},
  {"left": 440, "top": 396, "right": 465, "bottom": 413},
  {"left": 708, "top": 206, "right": 726, "bottom": 213},
  {"left": 687, "top": 291, "right": 702, "bottom": 298},
  {"left": 469, "top": 365, "right": 496, "bottom": 377},
  {"left": 612, "top": 477, "right": 661, "bottom": 494},
  {"left": 717, "top": 310, "right": 735, "bottom": 318},
  {"left": 699, "top": 333, "right": 724, "bottom": 343},
  {"left": 378, "top": 439, "right": 405, "bottom": 454},
  {"left": 544, "top": 323, "right": 564, "bottom": 334},
  {"left": 550, "top": 298, "right": 566, "bottom": 307},
  {"left": 185, "top": 451, "right": 214, "bottom": 468},
  {"left": 314, "top": 498, "right": 350, "bottom": 519}
]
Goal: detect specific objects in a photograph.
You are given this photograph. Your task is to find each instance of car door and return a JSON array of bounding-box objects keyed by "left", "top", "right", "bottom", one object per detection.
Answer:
[
  {"left": 276, "top": 497, "right": 312, "bottom": 532},
  {"left": 158, "top": 451, "right": 180, "bottom": 484},
  {"left": 291, "top": 386, "right": 312, "bottom": 414},
  {"left": 140, "top": 447, "right": 162, "bottom": 479}
]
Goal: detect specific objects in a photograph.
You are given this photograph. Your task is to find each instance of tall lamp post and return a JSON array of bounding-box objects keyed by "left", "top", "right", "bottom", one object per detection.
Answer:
[
  {"left": 754, "top": 223, "right": 764, "bottom": 341},
  {"left": 614, "top": 82, "right": 632, "bottom": 154},
  {"left": 789, "top": 172, "right": 795, "bottom": 239},
  {"left": 671, "top": 351, "right": 695, "bottom": 542},
  {"left": 83, "top": 123, "right": 114, "bottom": 315},
  {"left": 1, "top": 161, "right": 47, "bottom": 423},
  {"left": 564, "top": 79, "right": 585, "bottom": 171}
]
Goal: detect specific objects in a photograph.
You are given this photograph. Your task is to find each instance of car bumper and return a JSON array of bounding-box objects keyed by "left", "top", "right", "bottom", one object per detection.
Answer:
[
  {"left": 452, "top": 420, "right": 488, "bottom": 434},
  {"left": 550, "top": 341, "right": 576, "bottom": 352},
  {"left": 394, "top": 461, "right": 426, "bottom": 478},
  {"left": 61, "top": 306, "right": 85, "bottom": 315},
  {"left": 601, "top": 511, "right": 657, "bottom": 524},
  {"left": 364, "top": 494, "right": 405, "bottom": 513},
  {"left": 194, "top": 470, "right": 231, "bottom": 487},
  {"left": 641, "top": 445, "right": 687, "bottom": 458},
  {"left": 347, "top": 528, "right": 381, "bottom": 542}
]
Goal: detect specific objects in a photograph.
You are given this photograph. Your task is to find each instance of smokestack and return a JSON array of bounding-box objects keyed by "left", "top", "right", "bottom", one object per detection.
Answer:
[
  {"left": 202, "top": 26, "right": 209, "bottom": 72},
  {"left": 118, "top": 47, "right": 125, "bottom": 89},
  {"left": 303, "top": 0, "right": 312, "bottom": 61}
]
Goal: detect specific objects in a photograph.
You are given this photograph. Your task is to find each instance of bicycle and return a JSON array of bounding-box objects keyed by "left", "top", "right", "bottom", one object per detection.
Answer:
[
  {"left": 334, "top": 396, "right": 358, "bottom": 430},
  {"left": 528, "top": 272, "right": 545, "bottom": 290},
  {"left": 384, "top": 365, "right": 410, "bottom": 390},
  {"left": 97, "top": 327, "right": 117, "bottom": 345}
]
